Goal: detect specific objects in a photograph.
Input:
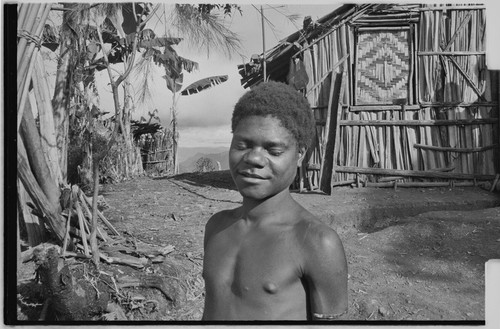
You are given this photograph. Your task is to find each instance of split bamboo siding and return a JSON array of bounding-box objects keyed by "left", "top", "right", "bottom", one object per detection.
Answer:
[{"left": 291, "top": 4, "right": 498, "bottom": 193}]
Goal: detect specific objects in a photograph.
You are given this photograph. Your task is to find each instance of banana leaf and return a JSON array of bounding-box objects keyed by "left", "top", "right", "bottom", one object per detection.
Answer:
[{"left": 180, "top": 75, "right": 228, "bottom": 96}]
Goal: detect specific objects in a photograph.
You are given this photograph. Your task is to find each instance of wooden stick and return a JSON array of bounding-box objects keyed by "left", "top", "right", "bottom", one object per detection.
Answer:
[
  {"left": 331, "top": 179, "right": 356, "bottom": 187},
  {"left": 384, "top": 111, "right": 392, "bottom": 170},
  {"left": 78, "top": 190, "right": 106, "bottom": 241},
  {"left": 75, "top": 200, "right": 89, "bottom": 256},
  {"left": 418, "top": 5, "right": 485, "bottom": 11},
  {"left": 414, "top": 143, "right": 498, "bottom": 153},
  {"left": 377, "top": 112, "right": 385, "bottom": 169},
  {"left": 82, "top": 194, "right": 120, "bottom": 236},
  {"left": 339, "top": 118, "right": 497, "bottom": 126},
  {"left": 378, "top": 166, "right": 456, "bottom": 182},
  {"left": 357, "top": 26, "right": 411, "bottom": 31},
  {"left": 333, "top": 165, "right": 496, "bottom": 180},
  {"left": 365, "top": 181, "right": 479, "bottom": 188},
  {"left": 424, "top": 110, "right": 437, "bottom": 171},
  {"left": 490, "top": 174, "right": 500, "bottom": 193},
  {"left": 378, "top": 176, "right": 405, "bottom": 182},
  {"left": 306, "top": 54, "right": 349, "bottom": 96},
  {"left": 61, "top": 210, "right": 72, "bottom": 256},
  {"left": 348, "top": 103, "right": 498, "bottom": 112},
  {"left": 417, "top": 51, "right": 485, "bottom": 56}
]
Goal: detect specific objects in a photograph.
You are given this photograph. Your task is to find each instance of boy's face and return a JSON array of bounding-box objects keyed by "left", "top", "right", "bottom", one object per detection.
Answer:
[{"left": 229, "top": 115, "right": 304, "bottom": 200}]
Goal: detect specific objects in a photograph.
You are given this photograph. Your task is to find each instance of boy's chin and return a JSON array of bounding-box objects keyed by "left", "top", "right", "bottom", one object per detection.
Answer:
[{"left": 237, "top": 186, "right": 273, "bottom": 201}]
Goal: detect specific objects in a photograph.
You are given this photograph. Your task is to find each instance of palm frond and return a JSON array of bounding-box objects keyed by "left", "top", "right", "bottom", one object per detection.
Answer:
[
  {"left": 132, "top": 56, "right": 156, "bottom": 108},
  {"left": 171, "top": 4, "right": 242, "bottom": 59},
  {"left": 180, "top": 75, "right": 228, "bottom": 96}
]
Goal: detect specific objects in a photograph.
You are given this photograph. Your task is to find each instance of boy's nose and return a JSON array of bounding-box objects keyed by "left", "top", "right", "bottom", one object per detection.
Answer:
[{"left": 243, "top": 148, "right": 266, "bottom": 168}]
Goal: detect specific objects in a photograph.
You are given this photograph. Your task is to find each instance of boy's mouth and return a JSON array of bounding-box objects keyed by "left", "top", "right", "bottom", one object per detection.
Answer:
[{"left": 238, "top": 171, "right": 266, "bottom": 179}]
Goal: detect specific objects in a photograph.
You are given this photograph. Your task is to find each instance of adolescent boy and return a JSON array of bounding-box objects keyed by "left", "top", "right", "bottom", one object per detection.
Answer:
[{"left": 202, "top": 81, "right": 348, "bottom": 321}]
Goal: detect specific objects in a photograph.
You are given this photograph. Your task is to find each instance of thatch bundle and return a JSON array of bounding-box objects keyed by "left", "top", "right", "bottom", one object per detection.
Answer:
[{"left": 137, "top": 127, "right": 174, "bottom": 176}]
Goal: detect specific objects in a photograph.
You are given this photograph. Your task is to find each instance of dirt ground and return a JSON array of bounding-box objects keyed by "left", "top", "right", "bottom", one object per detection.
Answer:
[{"left": 17, "top": 171, "right": 500, "bottom": 321}]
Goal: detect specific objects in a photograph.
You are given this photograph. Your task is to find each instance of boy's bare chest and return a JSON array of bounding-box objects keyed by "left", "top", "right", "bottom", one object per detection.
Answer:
[{"left": 204, "top": 228, "right": 304, "bottom": 297}]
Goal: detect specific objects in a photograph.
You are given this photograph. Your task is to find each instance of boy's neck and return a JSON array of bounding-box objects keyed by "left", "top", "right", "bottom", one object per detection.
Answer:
[{"left": 239, "top": 189, "right": 296, "bottom": 224}]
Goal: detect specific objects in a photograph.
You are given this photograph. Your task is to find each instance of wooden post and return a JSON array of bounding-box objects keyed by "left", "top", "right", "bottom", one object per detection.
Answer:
[
  {"left": 261, "top": 5, "right": 266, "bottom": 81},
  {"left": 320, "top": 71, "right": 345, "bottom": 193}
]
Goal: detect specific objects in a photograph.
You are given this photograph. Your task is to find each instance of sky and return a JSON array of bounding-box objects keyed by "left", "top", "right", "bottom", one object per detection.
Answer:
[
  {"left": 94, "top": 3, "right": 344, "bottom": 149},
  {"left": 42, "top": 1, "right": 500, "bottom": 149}
]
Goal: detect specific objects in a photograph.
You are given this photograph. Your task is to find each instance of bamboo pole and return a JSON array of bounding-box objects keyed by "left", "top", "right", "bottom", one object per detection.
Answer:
[
  {"left": 365, "top": 181, "right": 479, "bottom": 188},
  {"left": 332, "top": 179, "right": 356, "bottom": 187},
  {"left": 377, "top": 111, "right": 385, "bottom": 169},
  {"left": 414, "top": 144, "right": 498, "bottom": 153},
  {"left": 339, "top": 118, "right": 497, "bottom": 126},
  {"left": 418, "top": 51, "right": 485, "bottom": 56},
  {"left": 418, "top": 5, "right": 485, "bottom": 11},
  {"left": 333, "top": 165, "right": 496, "bottom": 180},
  {"left": 17, "top": 4, "right": 51, "bottom": 131},
  {"left": 348, "top": 105, "right": 420, "bottom": 112},
  {"left": 392, "top": 112, "right": 403, "bottom": 170},
  {"left": 384, "top": 111, "right": 392, "bottom": 169}
]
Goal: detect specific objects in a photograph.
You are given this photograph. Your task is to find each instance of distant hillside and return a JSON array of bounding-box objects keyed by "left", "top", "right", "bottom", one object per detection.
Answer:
[
  {"left": 179, "top": 148, "right": 229, "bottom": 173},
  {"left": 178, "top": 146, "right": 228, "bottom": 163}
]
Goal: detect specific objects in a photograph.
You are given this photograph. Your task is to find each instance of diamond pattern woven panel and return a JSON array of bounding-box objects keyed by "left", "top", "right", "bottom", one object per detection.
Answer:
[{"left": 356, "top": 30, "right": 410, "bottom": 104}]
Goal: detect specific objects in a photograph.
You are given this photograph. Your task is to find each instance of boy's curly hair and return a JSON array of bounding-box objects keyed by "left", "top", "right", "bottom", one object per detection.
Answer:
[{"left": 231, "top": 81, "right": 315, "bottom": 150}]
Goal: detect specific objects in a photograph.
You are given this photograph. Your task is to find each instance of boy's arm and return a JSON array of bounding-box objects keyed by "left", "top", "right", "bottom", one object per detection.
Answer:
[{"left": 303, "top": 228, "right": 348, "bottom": 321}]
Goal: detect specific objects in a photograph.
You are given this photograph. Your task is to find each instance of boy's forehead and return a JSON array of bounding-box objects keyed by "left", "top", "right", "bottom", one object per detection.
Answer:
[
  {"left": 232, "top": 115, "right": 297, "bottom": 145},
  {"left": 234, "top": 115, "right": 284, "bottom": 132}
]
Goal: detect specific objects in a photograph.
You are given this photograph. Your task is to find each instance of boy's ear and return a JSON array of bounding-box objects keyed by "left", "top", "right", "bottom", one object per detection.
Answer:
[{"left": 297, "top": 147, "right": 307, "bottom": 167}]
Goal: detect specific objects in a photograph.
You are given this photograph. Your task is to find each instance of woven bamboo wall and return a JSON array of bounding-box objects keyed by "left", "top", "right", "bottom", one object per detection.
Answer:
[{"left": 299, "top": 6, "right": 498, "bottom": 192}]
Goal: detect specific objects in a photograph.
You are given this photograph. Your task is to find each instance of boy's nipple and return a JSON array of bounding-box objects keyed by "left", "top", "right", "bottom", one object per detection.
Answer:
[{"left": 263, "top": 282, "right": 279, "bottom": 294}]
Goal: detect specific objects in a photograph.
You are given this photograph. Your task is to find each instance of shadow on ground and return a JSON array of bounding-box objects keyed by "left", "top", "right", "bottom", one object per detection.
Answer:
[
  {"left": 160, "top": 170, "right": 237, "bottom": 191},
  {"left": 375, "top": 208, "right": 500, "bottom": 284}
]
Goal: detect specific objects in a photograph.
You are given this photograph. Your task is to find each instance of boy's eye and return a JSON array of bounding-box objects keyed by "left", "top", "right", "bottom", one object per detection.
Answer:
[
  {"left": 233, "top": 142, "right": 248, "bottom": 150},
  {"left": 268, "top": 148, "right": 284, "bottom": 156}
]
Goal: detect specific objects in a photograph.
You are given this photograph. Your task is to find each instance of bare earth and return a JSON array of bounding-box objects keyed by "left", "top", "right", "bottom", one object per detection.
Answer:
[{"left": 17, "top": 171, "right": 500, "bottom": 321}]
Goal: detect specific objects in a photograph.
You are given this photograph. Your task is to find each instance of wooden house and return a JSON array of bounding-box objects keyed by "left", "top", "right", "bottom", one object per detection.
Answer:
[{"left": 238, "top": 3, "right": 499, "bottom": 193}]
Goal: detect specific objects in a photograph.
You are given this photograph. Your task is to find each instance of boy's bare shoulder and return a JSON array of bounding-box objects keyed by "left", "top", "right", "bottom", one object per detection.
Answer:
[
  {"left": 204, "top": 207, "right": 240, "bottom": 236},
  {"left": 294, "top": 207, "right": 344, "bottom": 255}
]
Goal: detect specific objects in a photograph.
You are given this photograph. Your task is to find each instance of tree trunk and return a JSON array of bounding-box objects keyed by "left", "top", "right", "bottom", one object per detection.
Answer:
[
  {"left": 33, "top": 52, "right": 63, "bottom": 185},
  {"left": 52, "top": 3, "right": 77, "bottom": 182},
  {"left": 18, "top": 180, "right": 47, "bottom": 246},
  {"left": 18, "top": 138, "right": 66, "bottom": 242},
  {"left": 19, "top": 99, "right": 60, "bottom": 208}
]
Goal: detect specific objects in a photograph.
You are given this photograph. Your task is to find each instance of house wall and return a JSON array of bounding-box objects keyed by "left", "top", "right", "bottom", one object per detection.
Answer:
[{"left": 296, "top": 5, "right": 498, "bottom": 193}]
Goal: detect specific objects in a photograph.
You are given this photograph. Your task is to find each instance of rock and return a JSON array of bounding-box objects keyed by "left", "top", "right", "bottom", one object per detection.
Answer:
[
  {"left": 358, "top": 299, "right": 379, "bottom": 317},
  {"left": 378, "top": 306, "right": 389, "bottom": 317}
]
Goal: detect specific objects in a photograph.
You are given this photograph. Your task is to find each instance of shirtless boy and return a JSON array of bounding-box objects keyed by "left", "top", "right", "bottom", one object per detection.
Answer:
[{"left": 202, "top": 81, "right": 348, "bottom": 321}]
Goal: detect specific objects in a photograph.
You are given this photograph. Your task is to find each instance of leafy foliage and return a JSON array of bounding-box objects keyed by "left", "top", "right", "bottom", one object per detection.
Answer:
[
  {"left": 180, "top": 75, "right": 228, "bottom": 96},
  {"left": 195, "top": 157, "right": 216, "bottom": 172}
]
